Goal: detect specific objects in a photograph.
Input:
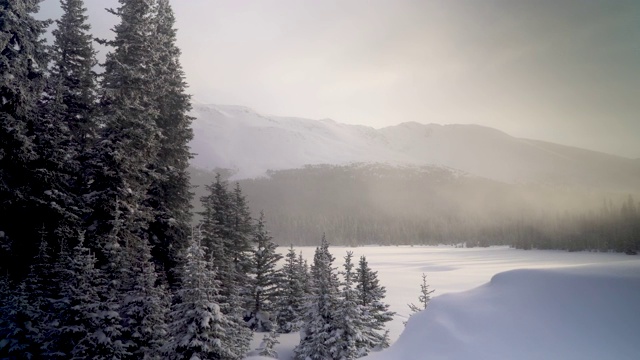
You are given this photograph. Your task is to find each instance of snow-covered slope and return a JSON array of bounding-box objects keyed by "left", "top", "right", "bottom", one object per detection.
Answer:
[
  {"left": 190, "top": 104, "right": 640, "bottom": 190},
  {"left": 365, "top": 262, "right": 640, "bottom": 360}
]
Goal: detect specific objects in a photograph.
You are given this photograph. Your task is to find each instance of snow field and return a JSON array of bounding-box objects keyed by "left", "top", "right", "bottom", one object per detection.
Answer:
[{"left": 244, "top": 246, "right": 639, "bottom": 359}]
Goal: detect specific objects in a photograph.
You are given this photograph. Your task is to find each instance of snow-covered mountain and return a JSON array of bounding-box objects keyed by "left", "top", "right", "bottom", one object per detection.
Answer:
[{"left": 189, "top": 104, "right": 640, "bottom": 191}]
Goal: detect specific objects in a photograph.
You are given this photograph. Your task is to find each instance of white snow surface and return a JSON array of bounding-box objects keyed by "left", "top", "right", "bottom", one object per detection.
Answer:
[
  {"left": 365, "top": 262, "right": 640, "bottom": 360},
  {"left": 190, "top": 104, "right": 640, "bottom": 189},
  {"left": 243, "top": 246, "right": 640, "bottom": 360}
]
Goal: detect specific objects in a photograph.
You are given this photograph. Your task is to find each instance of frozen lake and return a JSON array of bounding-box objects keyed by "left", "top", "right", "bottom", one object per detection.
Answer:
[{"left": 279, "top": 245, "right": 640, "bottom": 343}]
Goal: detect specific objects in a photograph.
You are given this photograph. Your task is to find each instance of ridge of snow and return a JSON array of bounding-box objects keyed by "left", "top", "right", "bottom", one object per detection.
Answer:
[{"left": 364, "top": 262, "right": 640, "bottom": 360}]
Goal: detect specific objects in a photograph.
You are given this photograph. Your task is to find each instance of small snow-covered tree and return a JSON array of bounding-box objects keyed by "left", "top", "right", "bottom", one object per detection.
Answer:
[
  {"left": 333, "top": 251, "right": 367, "bottom": 360},
  {"left": 275, "top": 245, "right": 305, "bottom": 333},
  {"left": 257, "top": 328, "right": 280, "bottom": 359},
  {"left": 248, "top": 212, "right": 282, "bottom": 331},
  {"left": 164, "top": 230, "right": 238, "bottom": 360},
  {"left": 120, "top": 237, "right": 169, "bottom": 360},
  {"left": 408, "top": 273, "right": 435, "bottom": 315},
  {"left": 45, "top": 233, "right": 118, "bottom": 359},
  {"left": 0, "top": 273, "right": 21, "bottom": 358},
  {"left": 294, "top": 234, "right": 341, "bottom": 360},
  {"left": 356, "top": 255, "right": 395, "bottom": 350}
]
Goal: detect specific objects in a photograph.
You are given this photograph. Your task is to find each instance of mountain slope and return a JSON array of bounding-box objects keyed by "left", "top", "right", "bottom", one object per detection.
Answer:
[{"left": 189, "top": 104, "right": 640, "bottom": 191}]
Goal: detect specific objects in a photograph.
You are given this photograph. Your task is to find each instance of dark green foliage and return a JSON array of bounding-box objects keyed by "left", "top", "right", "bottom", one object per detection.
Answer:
[
  {"left": 356, "top": 255, "right": 395, "bottom": 351},
  {"left": 275, "top": 245, "right": 306, "bottom": 333},
  {"left": 164, "top": 231, "right": 237, "bottom": 360},
  {"left": 294, "top": 235, "right": 341, "bottom": 360},
  {"left": 0, "top": 0, "right": 54, "bottom": 279},
  {"left": 247, "top": 212, "right": 282, "bottom": 331},
  {"left": 146, "top": 0, "right": 194, "bottom": 287},
  {"left": 83, "top": 0, "right": 160, "bottom": 263}
]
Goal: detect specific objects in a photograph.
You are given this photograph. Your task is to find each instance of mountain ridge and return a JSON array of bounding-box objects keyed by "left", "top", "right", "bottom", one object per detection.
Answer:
[{"left": 189, "top": 103, "right": 640, "bottom": 192}]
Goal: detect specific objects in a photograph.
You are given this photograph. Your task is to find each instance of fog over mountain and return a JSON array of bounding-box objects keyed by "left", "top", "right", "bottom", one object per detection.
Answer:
[{"left": 190, "top": 103, "right": 640, "bottom": 192}]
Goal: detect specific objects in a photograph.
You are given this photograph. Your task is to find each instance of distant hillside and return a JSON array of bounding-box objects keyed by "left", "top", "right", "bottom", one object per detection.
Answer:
[
  {"left": 190, "top": 164, "right": 638, "bottom": 249},
  {"left": 189, "top": 104, "right": 640, "bottom": 192}
]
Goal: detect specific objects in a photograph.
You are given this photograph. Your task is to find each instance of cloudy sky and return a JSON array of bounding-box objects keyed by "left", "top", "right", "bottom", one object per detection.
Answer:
[{"left": 39, "top": 0, "right": 640, "bottom": 158}]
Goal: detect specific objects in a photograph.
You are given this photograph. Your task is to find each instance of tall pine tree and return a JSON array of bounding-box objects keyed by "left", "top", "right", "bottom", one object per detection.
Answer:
[
  {"left": 275, "top": 245, "right": 306, "bottom": 333},
  {"left": 146, "top": 0, "right": 194, "bottom": 286},
  {"left": 83, "top": 0, "right": 160, "bottom": 263},
  {"left": 165, "top": 230, "right": 238, "bottom": 360},
  {"left": 294, "top": 235, "right": 341, "bottom": 360},
  {"left": 0, "top": 0, "right": 52, "bottom": 278},
  {"left": 356, "top": 255, "right": 394, "bottom": 351},
  {"left": 247, "top": 212, "right": 282, "bottom": 331}
]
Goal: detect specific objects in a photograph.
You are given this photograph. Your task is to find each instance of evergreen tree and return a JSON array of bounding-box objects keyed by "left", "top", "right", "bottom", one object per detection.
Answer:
[
  {"left": 0, "top": 273, "right": 17, "bottom": 357},
  {"left": 0, "top": 0, "right": 52, "bottom": 278},
  {"left": 164, "top": 230, "right": 238, "bottom": 360},
  {"left": 83, "top": 0, "right": 160, "bottom": 263},
  {"left": 120, "top": 237, "right": 169, "bottom": 360},
  {"left": 198, "top": 175, "right": 252, "bottom": 351},
  {"left": 248, "top": 212, "right": 282, "bottom": 331},
  {"left": 39, "top": 0, "right": 99, "bottom": 251},
  {"left": 229, "top": 182, "right": 254, "bottom": 302},
  {"left": 50, "top": 0, "right": 97, "bottom": 155},
  {"left": 275, "top": 245, "right": 305, "bottom": 333},
  {"left": 146, "top": 0, "right": 193, "bottom": 286},
  {"left": 199, "top": 173, "right": 232, "bottom": 264},
  {"left": 408, "top": 273, "right": 435, "bottom": 315},
  {"left": 294, "top": 235, "right": 341, "bottom": 360},
  {"left": 45, "top": 234, "right": 115, "bottom": 359},
  {"left": 257, "top": 328, "right": 280, "bottom": 359},
  {"left": 0, "top": 237, "right": 53, "bottom": 359},
  {"left": 298, "top": 251, "right": 311, "bottom": 295},
  {"left": 356, "top": 255, "right": 394, "bottom": 350},
  {"left": 85, "top": 231, "right": 129, "bottom": 360},
  {"left": 334, "top": 251, "right": 367, "bottom": 359}
]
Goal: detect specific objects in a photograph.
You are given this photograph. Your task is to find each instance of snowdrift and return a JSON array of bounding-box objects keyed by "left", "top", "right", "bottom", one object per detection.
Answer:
[{"left": 365, "top": 262, "right": 640, "bottom": 360}]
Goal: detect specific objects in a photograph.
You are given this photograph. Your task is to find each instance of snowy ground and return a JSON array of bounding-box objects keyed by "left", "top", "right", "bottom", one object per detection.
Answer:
[{"left": 245, "top": 246, "right": 640, "bottom": 359}]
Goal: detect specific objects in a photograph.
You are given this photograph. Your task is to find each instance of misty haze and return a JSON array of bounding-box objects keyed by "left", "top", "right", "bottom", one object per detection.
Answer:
[{"left": 2, "top": 1, "right": 640, "bottom": 360}]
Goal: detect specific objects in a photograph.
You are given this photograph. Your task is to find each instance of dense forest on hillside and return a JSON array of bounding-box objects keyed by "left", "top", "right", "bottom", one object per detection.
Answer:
[{"left": 191, "top": 164, "right": 640, "bottom": 252}]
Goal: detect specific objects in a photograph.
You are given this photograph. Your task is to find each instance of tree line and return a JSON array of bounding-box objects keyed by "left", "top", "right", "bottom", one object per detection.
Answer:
[{"left": 193, "top": 164, "right": 640, "bottom": 253}]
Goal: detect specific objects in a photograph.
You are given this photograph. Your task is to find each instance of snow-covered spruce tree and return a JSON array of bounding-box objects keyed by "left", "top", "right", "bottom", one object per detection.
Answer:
[
  {"left": 50, "top": 0, "right": 97, "bottom": 155},
  {"left": 0, "top": 0, "right": 52, "bottom": 278},
  {"left": 198, "top": 175, "right": 252, "bottom": 352},
  {"left": 248, "top": 212, "right": 282, "bottom": 331},
  {"left": 229, "top": 182, "right": 254, "bottom": 298},
  {"left": 0, "top": 273, "right": 19, "bottom": 358},
  {"left": 0, "top": 237, "right": 53, "bottom": 358},
  {"left": 164, "top": 230, "right": 239, "bottom": 360},
  {"left": 199, "top": 173, "right": 232, "bottom": 264},
  {"left": 294, "top": 234, "right": 341, "bottom": 360},
  {"left": 87, "top": 224, "right": 130, "bottom": 359},
  {"left": 145, "top": 0, "right": 193, "bottom": 287},
  {"left": 334, "top": 251, "right": 368, "bottom": 360},
  {"left": 44, "top": 234, "right": 112, "bottom": 359},
  {"left": 298, "top": 251, "right": 311, "bottom": 295},
  {"left": 83, "top": 0, "right": 160, "bottom": 263},
  {"left": 408, "top": 273, "right": 435, "bottom": 315},
  {"left": 39, "top": 0, "right": 99, "bottom": 250},
  {"left": 275, "top": 245, "right": 306, "bottom": 333},
  {"left": 356, "top": 255, "right": 395, "bottom": 351},
  {"left": 120, "top": 236, "right": 170, "bottom": 360},
  {"left": 257, "top": 328, "right": 280, "bottom": 359}
]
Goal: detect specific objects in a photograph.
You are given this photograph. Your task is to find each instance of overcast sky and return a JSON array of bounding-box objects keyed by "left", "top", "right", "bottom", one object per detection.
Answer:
[{"left": 39, "top": 0, "right": 640, "bottom": 158}]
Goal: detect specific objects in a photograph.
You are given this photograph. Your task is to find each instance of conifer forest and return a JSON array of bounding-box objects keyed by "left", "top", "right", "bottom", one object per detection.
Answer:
[
  {"left": 2, "top": 1, "right": 640, "bottom": 360},
  {"left": 0, "top": 1, "right": 395, "bottom": 359}
]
